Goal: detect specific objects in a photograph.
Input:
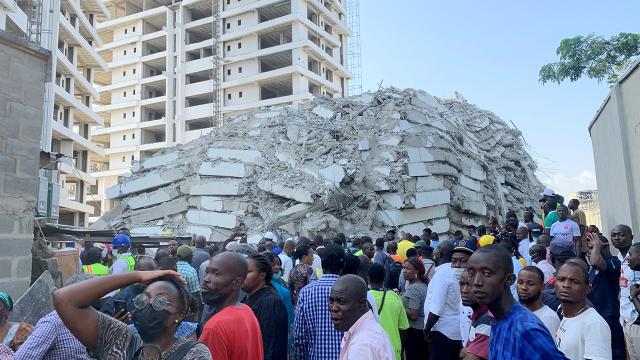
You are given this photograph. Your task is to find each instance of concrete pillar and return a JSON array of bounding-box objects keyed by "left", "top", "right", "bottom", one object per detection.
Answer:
[{"left": 165, "top": 6, "right": 176, "bottom": 144}]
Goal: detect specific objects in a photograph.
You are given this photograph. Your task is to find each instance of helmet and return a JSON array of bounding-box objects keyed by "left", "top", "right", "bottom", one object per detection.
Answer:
[{"left": 112, "top": 234, "right": 131, "bottom": 248}]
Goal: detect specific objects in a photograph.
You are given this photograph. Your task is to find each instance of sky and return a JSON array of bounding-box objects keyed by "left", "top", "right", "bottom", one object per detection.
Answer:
[{"left": 358, "top": 0, "right": 640, "bottom": 196}]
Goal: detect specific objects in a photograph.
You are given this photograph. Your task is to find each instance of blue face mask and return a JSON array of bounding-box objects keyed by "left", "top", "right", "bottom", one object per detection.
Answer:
[
  {"left": 274, "top": 271, "right": 281, "bottom": 278},
  {"left": 532, "top": 236, "right": 538, "bottom": 244},
  {"left": 346, "top": 242, "right": 353, "bottom": 249}
]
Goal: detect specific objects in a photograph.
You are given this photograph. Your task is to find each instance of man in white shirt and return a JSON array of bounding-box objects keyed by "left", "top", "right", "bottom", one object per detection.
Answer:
[
  {"left": 530, "top": 244, "right": 555, "bottom": 283},
  {"left": 549, "top": 205, "right": 581, "bottom": 245},
  {"left": 554, "top": 260, "right": 612, "bottom": 360},
  {"left": 612, "top": 224, "right": 640, "bottom": 358},
  {"left": 424, "top": 241, "right": 462, "bottom": 359},
  {"left": 516, "top": 266, "right": 560, "bottom": 336},
  {"left": 278, "top": 239, "right": 295, "bottom": 281},
  {"left": 516, "top": 226, "right": 531, "bottom": 265}
]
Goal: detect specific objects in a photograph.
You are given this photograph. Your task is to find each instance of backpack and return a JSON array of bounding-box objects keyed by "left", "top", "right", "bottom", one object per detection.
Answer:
[{"left": 385, "top": 259, "right": 403, "bottom": 291}]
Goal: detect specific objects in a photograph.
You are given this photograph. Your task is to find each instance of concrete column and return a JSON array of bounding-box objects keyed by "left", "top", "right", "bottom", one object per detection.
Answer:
[
  {"left": 165, "top": 7, "right": 176, "bottom": 144},
  {"left": 174, "top": 5, "right": 185, "bottom": 143}
]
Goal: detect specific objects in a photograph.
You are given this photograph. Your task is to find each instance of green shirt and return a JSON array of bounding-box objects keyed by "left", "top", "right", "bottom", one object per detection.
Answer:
[
  {"left": 544, "top": 210, "right": 559, "bottom": 229},
  {"left": 369, "top": 289, "right": 409, "bottom": 360}
]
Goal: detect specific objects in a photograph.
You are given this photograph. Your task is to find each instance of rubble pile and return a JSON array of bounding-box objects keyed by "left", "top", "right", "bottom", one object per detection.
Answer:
[{"left": 92, "top": 88, "right": 543, "bottom": 242}]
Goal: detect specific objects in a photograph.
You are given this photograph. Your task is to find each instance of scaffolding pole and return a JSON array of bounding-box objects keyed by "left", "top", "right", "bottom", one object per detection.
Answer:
[
  {"left": 346, "top": 0, "right": 362, "bottom": 96},
  {"left": 211, "top": 0, "right": 222, "bottom": 128}
]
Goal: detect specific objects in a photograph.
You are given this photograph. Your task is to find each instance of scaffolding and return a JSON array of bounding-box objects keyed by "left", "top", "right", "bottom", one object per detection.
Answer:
[
  {"left": 25, "top": 0, "right": 43, "bottom": 44},
  {"left": 210, "top": 0, "right": 222, "bottom": 127},
  {"left": 346, "top": 0, "right": 362, "bottom": 96}
]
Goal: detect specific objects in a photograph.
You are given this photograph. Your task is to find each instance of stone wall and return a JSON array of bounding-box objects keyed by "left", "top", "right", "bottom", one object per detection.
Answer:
[{"left": 0, "top": 30, "right": 49, "bottom": 299}]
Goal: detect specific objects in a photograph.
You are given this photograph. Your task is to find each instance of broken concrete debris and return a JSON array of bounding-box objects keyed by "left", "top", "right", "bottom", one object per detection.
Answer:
[{"left": 93, "top": 88, "right": 543, "bottom": 242}]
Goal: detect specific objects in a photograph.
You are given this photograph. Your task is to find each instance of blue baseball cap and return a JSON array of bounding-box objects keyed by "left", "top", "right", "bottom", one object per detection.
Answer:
[
  {"left": 112, "top": 234, "right": 131, "bottom": 248},
  {"left": 452, "top": 239, "right": 477, "bottom": 254}
]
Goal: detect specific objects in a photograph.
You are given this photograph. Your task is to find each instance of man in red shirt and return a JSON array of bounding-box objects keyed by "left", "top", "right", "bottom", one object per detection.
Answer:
[{"left": 200, "top": 252, "right": 263, "bottom": 360}]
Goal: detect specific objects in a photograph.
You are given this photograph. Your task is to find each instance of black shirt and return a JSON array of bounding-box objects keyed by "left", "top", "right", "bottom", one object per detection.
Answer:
[
  {"left": 588, "top": 256, "right": 622, "bottom": 319},
  {"left": 244, "top": 286, "right": 288, "bottom": 360}
]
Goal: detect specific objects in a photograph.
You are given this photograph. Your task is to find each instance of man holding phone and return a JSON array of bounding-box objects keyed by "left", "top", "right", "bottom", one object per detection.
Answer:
[{"left": 100, "top": 257, "right": 158, "bottom": 323}]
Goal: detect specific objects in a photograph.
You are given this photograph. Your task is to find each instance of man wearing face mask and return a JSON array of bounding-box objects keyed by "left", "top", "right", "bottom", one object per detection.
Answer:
[
  {"left": 200, "top": 252, "right": 263, "bottom": 360},
  {"left": 52, "top": 269, "right": 212, "bottom": 359}
]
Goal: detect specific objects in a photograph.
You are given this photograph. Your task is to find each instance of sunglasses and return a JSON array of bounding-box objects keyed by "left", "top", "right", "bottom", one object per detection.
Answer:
[{"left": 133, "top": 293, "right": 174, "bottom": 312}]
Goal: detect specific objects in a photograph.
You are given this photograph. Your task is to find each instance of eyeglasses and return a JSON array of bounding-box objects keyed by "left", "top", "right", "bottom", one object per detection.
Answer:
[{"left": 133, "top": 294, "right": 173, "bottom": 311}]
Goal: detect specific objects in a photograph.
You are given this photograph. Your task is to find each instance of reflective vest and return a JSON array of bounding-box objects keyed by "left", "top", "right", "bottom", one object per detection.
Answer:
[
  {"left": 115, "top": 254, "right": 136, "bottom": 273},
  {"left": 82, "top": 263, "right": 109, "bottom": 276}
]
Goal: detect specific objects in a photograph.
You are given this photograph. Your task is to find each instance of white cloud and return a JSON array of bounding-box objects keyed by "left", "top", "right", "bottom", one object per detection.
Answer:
[{"left": 538, "top": 170, "right": 597, "bottom": 197}]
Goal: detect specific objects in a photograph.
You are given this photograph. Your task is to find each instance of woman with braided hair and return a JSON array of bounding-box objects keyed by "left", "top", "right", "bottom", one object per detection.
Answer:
[{"left": 243, "top": 253, "right": 289, "bottom": 360}]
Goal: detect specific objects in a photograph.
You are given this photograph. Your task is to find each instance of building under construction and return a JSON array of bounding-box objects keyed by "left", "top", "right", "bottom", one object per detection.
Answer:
[{"left": 90, "top": 0, "right": 355, "bottom": 222}]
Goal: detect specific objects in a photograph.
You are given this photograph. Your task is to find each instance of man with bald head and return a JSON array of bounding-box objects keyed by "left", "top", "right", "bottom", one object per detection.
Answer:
[
  {"left": 330, "top": 274, "right": 394, "bottom": 360},
  {"left": 279, "top": 239, "right": 295, "bottom": 280},
  {"left": 191, "top": 234, "right": 210, "bottom": 271},
  {"left": 200, "top": 252, "right": 263, "bottom": 359},
  {"left": 611, "top": 224, "right": 640, "bottom": 358}
]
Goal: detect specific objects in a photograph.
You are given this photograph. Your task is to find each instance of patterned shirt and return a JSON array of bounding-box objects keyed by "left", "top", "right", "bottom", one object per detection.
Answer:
[
  {"left": 289, "top": 263, "right": 314, "bottom": 305},
  {"left": 489, "top": 303, "right": 568, "bottom": 360},
  {"left": 177, "top": 260, "right": 201, "bottom": 294},
  {"left": 293, "top": 274, "right": 342, "bottom": 360},
  {"left": 14, "top": 311, "right": 91, "bottom": 360}
]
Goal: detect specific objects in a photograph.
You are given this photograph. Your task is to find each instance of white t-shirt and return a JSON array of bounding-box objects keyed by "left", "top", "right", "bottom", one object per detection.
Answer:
[
  {"left": 511, "top": 257, "right": 523, "bottom": 300},
  {"left": 278, "top": 253, "right": 293, "bottom": 281},
  {"left": 533, "top": 305, "right": 560, "bottom": 337},
  {"left": 423, "top": 263, "right": 461, "bottom": 340},
  {"left": 555, "top": 307, "right": 612, "bottom": 360},
  {"left": 549, "top": 219, "right": 581, "bottom": 242},
  {"left": 535, "top": 260, "right": 555, "bottom": 284},
  {"left": 518, "top": 239, "right": 531, "bottom": 265}
]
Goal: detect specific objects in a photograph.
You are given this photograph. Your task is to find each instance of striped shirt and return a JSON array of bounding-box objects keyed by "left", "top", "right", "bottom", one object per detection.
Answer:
[
  {"left": 14, "top": 311, "right": 91, "bottom": 360},
  {"left": 293, "top": 274, "right": 343, "bottom": 360},
  {"left": 489, "top": 303, "right": 568, "bottom": 360},
  {"left": 177, "top": 260, "right": 201, "bottom": 294}
]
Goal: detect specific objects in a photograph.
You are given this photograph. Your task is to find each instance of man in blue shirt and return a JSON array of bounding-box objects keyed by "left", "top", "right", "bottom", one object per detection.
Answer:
[
  {"left": 293, "top": 245, "right": 345, "bottom": 360},
  {"left": 587, "top": 232, "right": 626, "bottom": 359},
  {"left": 466, "top": 244, "right": 568, "bottom": 360}
]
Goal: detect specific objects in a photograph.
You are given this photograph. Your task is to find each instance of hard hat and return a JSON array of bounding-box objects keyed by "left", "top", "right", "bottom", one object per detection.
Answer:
[{"left": 112, "top": 234, "right": 131, "bottom": 248}]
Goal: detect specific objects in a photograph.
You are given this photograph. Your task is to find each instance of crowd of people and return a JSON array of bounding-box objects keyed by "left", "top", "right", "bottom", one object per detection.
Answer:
[{"left": 0, "top": 187, "right": 638, "bottom": 359}]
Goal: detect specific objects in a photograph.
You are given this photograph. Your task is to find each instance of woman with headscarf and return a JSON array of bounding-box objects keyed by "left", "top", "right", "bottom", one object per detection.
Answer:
[
  {"left": 52, "top": 270, "right": 212, "bottom": 359},
  {"left": 0, "top": 292, "right": 33, "bottom": 352}
]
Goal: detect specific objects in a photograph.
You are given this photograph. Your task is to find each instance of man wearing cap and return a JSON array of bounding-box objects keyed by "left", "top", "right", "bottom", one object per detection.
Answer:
[
  {"left": 541, "top": 238, "right": 576, "bottom": 313},
  {"left": 451, "top": 240, "right": 477, "bottom": 348},
  {"left": 110, "top": 234, "right": 135, "bottom": 275},
  {"left": 549, "top": 205, "right": 581, "bottom": 255},
  {"left": 177, "top": 244, "right": 202, "bottom": 321}
]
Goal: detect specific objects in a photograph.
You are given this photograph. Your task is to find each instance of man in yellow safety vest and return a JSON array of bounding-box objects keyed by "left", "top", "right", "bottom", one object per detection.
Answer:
[
  {"left": 111, "top": 234, "right": 135, "bottom": 274},
  {"left": 81, "top": 247, "right": 109, "bottom": 276}
]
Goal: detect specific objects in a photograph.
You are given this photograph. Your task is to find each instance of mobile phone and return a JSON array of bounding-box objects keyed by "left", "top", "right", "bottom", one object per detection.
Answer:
[{"left": 114, "top": 300, "right": 127, "bottom": 314}]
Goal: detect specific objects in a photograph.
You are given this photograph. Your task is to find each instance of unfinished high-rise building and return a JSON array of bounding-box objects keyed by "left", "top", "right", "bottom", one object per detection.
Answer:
[
  {"left": 1, "top": 0, "right": 109, "bottom": 227},
  {"left": 90, "top": 0, "right": 352, "bottom": 222}
]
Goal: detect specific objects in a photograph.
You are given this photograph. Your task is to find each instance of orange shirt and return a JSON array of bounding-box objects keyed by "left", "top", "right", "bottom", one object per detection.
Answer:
[{"left": 200, "top": 304, "right": 264, "bottom": 360}]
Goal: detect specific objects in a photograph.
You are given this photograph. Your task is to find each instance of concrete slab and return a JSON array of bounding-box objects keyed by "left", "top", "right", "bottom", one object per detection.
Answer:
[
  {"left": 376, "top": 205, "right": 448, "bottom": 226},
  {"left": 142, "top": 152, "right": 179, "bottom": 170},
  {"left": 406, "top": 147, "right": 434, "bottom": 163},
  {"left": 312, "top": 105, "right": 334, "bottom": 119},
  {"left": 408, "top": 163, "right": 430, "bottom": 177},
  {"left": 128, "top": 188, "right": 172, "bottom": 210},
  {"left": 130, "top": 226, "right": 165, "bottom": 235},
  {"left": 196, "top": 196, "right": 224, "bottom": 211},
  {"left": 198, "top": 162, "right": 246, "bottom": 178},
  {"left": 207, "top": 148, "right": 262, "bottom": 163},
  {"left": 414, "top": 189, "right": 451, "bottom": 208},
  {"left": 460, "top": 175, "right": 483, "bottom": 192},
  {"left": 381, "top": 193, "right": 404, "bottom": 209},
  {"left": 257, "top": 180, "right": 314, "bottom": 203},
  {"left": 185, "top": 209, "right": 238, "bottom": 229},
  {"left": 378, "top": 136, "right": 401, "bottom": 146},
  {"left": 415, "top": 176, "right": 444, "bottom": 191},
  {"left": 106, "top": 169, "right": 184, "bottom": 199},
  {"left": 128, "top": 197, "right": 189, "bottom": 224},
  {"left": 185, "top": 225, "right": 213, "bottom": 239},
  {"left": 8, "top": 271, "right": 56, "bottom": 325},
  {"left": 462, "top": 200, "right": 487, "bottom": 216},
  {"left": 183, "top": 180, "right": 242, "bottom": 196},
  {"left": 319, "top": 164, "right": 345, "bottom": 186}
]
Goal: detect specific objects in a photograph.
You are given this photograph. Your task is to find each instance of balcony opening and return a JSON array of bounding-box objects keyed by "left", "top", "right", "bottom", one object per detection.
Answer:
[
  {"left": 186, "top": 118, "right": 213, "bottom": 131},
  {"left": 308, "top": 57, "right": 320, "bottom": 75},
  {"left": 258, "top": 1, "right": 291, "bottom": 23},
  {"left": 186, "top": 70, "right": 212, "bottom": 85},
  {"left": 258, "top": 26, "right": 292, "bottom": 49},
  {"left": 324, "top": 24, "right": 333, "bottom": 35},
  {"left": 308, "top": 32, "right": 321, "bottom": 47},
  {"left": 260, "top": 77, "right": 293, "bottom": 100},
  {"left": 141, "top": 129, "right": 165, "bottom": 145},
  {"left": 307, "top": 8, "right": 319, "bottom": 26},
  {"left": 189, "top": 7, "right": 212, "bottom": 21},
  {"left": 259, "top": 50, "right": 292, "bottom": 72},
  {"left": 309, "top": 82, "right": 321, "bottom": 95},
  {"left": 326, "top": 69, "right": 334, "bottom": 82}
]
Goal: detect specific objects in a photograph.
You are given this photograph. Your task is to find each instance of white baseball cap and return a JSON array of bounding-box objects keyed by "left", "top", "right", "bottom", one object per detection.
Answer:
[{"left": 540, "top": 187, "right": 555, "bottom": 197}]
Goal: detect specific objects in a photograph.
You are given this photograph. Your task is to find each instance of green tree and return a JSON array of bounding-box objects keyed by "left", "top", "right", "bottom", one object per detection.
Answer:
[{"left": 539, "top": 32, "right": 640, "bottom": 85}]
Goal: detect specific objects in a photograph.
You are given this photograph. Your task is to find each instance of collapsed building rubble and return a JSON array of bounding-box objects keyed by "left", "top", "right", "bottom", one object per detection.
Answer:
[{"left": 92, "top": 88, "right": 544, "bottom": 242}]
